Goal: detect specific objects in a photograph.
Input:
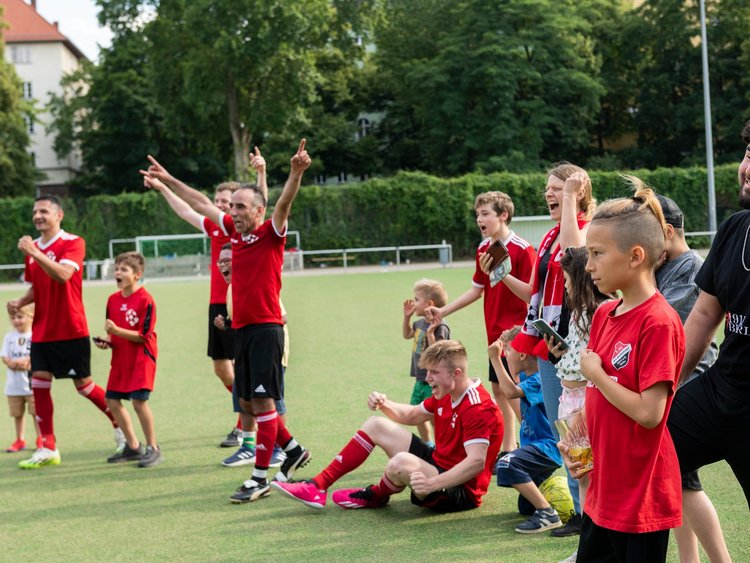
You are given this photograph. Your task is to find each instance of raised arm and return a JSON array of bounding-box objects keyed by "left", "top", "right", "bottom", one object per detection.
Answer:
[
  {"left": 368, "top": 391, "right": 432, "bottom": 426},
  {"left": 678, "top": 291, "right": 725, "bottom": 384},
  {"left": 141, "top": 156, "right": 221, "bottom": 226},
  {"left": 250, "top": 146, "right": 268, "bottom": 203},
  {"left": 427, "top": 286, "right": 483, "bottom": 325},
  {"left": 144, "top": 176, "right": 203, "bottom": 230},
  {"left": 488, "top": 339, "right": 524, "bottom": 399},
  {"left": 272, "top": 139, "right": 311, "bottom": 233},
  {"left": 559, "top": 172, "right": 589, "bottom": 249}
]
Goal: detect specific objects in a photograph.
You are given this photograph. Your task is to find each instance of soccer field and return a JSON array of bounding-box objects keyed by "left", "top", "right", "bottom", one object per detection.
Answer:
[{"left": 0, "top": 267, "right": 746, "bottom": 562}]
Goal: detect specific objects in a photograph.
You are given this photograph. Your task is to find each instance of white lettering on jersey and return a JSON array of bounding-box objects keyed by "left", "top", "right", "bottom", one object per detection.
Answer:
[{"left": 727, "top": 312, "right": 750, "bottom": 336}]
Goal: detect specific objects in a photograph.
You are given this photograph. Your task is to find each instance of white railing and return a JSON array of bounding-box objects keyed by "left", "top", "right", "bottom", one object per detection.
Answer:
[{"left": 299, "top": 242, "right": 453, "bottom": 270}]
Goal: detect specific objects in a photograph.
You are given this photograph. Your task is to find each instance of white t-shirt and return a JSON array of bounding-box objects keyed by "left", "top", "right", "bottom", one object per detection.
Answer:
[{"left": 1, "top": 330, "right": 32, "bottom": 396}]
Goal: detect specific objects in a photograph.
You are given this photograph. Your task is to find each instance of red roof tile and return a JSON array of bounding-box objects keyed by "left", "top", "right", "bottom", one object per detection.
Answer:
[{"left": 0, "top": 0, "right": 85, "bottom": 59}]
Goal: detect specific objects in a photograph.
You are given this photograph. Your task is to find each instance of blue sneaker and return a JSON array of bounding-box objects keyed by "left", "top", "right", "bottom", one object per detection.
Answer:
[
  {"left": 222, "top": 445, "right": 256, "bottom": 467},
  {"left": 269, "top": 446, "right": 287, "bottom": 468}
]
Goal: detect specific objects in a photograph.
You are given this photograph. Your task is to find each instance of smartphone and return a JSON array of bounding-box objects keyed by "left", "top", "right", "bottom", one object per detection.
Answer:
[
  {"left": 486, "top": 239, "right": 510, "bottom": 268},
  {"left": 92, "top": 336, "right": 110, "bottom": 348},
  {"left": 531, "top": 319, "right": 569, "bottom": 350}
]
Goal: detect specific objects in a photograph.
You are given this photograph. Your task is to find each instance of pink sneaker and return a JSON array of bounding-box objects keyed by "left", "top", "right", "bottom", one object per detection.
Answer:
[
  {"left": 270, "top": 480, "right": 327, "bottom": 509},
  {"left": 6, "top": 439, "right": 26, "bottom": 453},
  {"left": 331, "top": 486, "right": 389, "bottom": 509}
]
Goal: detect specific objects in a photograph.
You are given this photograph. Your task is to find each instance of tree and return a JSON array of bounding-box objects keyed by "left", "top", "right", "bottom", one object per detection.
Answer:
[
  {"left": 0, "top": 15, "right": 36, "bottom": 197},
  {"left": 372, "top": 0, "right": 605, "bottom": 175}
]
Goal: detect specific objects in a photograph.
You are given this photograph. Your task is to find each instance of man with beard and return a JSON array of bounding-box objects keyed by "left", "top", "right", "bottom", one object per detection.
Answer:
[{"left": 666, "top": 124, "right": 750, "bottom": 561}]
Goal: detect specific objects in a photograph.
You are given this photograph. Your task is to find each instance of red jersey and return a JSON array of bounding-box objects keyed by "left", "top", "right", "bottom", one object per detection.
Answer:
[
  {"left": 201, "top": 216, "right": 230, "bottom": 305},
  {"left": 24, "top": 230, "right": 88, "bottom": 342},
  {"left": 472, "top": 232, "right": 536, "bottom": 343},
  {"left": 420, "top": 379, "right": 502, "bottom": 507},
  {"left": 220, "top": 214, "right": 284, "bottom": 328},
  {"left": 105, "top": 287, "right": 158, "bottom": 392},
  {"left": 585, "top": 293, "right": 684, "bottom": 533}
]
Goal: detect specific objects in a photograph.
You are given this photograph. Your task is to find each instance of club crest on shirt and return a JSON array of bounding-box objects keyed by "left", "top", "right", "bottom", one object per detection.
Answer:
[
  {"left": 612, "top": 341, "right": 632, "bottom": 370},
  {"left": 46, "top": 251, "right": 56, "bottom": 261},
  {"left": 125, "top": 308, "right": 139, "bottom": 327},
  {"left": 213, "top": 230, "right": 220, "bottom": 237},
  {"left": 437, "top": 407, "right": 443, "bottom": 416}
]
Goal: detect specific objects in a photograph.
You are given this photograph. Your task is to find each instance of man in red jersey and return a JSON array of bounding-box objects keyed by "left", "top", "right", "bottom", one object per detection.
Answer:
[
  {"left": 144, "top": 147, "right": 267, "bottom": 448},
  {"left": 7, "top": 196, "right": 120, "bottom": 469},
  {"left": 272, "top": 340, "right": 502, "bottom": 512},
  {"left": 141, "top": 140, "right": 312, "bottom": 503}
]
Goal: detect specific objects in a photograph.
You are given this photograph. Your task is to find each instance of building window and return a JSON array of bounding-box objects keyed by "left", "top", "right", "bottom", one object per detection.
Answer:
[
  {"left": 22, "top": 82, "right": 33, "bottom": 100},
  {"left": 357, "top": 117, "right": 371, "bottom": 140},
  {"left": 11, "top": 46, "right": 32, "bottom": 65},
  {"left": 29, "top": 152, "right": 36, "bottom": 167},
  {"left": 24, "top": 114, "right": 34, "bottom": 135}
]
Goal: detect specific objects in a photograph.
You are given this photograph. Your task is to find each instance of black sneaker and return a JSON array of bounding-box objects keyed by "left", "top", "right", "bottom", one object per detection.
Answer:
[
  {"left": 107, "top": 443, "right": 145, "bottom": 463},
  {"left": 137, "top": 445, "right": 163, "bottom": 468},
  {"left": 272, "top": 447, "right": 311, "bottom": 483},
  {"left": 515, "top": 507, "right": 563, "bottom": 534},
  {"left": 230, "top": 479, "right": 271, "bottom": 503},
  {"left": 551, "top": 513, "right": 583, "bottom": 537},
  {"left": 220, "top": 428, "right": 242, "bottom": 448}
]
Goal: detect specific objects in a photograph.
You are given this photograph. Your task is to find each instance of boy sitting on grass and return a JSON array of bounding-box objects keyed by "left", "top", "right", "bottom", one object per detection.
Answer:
[{"left": 489, "top": 326, "right": 563, "bottom": 534}]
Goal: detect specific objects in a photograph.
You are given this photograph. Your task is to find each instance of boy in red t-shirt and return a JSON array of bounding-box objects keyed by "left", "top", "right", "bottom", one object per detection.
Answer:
[
  {"left": 568, "top": 179, "right": 685, "bottom": 561},
  {"left": 428, "top": 191, "right": 535, "bottom": 455},
  {"left": 94, "top": 252, "right": 161, "bottom": 468}
]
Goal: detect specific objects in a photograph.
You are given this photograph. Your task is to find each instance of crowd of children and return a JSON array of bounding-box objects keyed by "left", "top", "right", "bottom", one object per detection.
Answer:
[{"left": 7, "top": 132, "right": 750, "bottom": 563}]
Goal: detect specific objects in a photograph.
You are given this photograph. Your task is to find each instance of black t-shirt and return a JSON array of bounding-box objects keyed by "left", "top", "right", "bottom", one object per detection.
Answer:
[{"left": 695, "top": 210, "right": 750, "bottom": 394}]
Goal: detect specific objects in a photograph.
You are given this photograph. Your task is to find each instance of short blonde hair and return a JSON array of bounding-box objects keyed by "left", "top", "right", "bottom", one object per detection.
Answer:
[
  {"left": 215, "top": 181, "right": 241, "bottom": 195},
  {"left": 500, "top": 326, "right": 522, "bottom": 345},
  {"left": 413, "top": 278, "right": 448, "bottom": 308},
  {"left": 474, "top": 191, "right": 515, "bottom": 224},
  {"left": 11, "top": 303, "right": 34, "bottom": 319},
  {"left": 591, "top": 176, "right": 667, "bottom": 267},
  {"left": 547, "top": 162, "right": 596, "bottom": 219},
  {"left": 418, "top": 340, "right": 468, "bottom": 373}
]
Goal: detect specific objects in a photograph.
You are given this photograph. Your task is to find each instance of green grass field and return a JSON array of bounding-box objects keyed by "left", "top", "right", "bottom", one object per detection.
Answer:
[{"left": 0, "top": 266, "right": 746, "bottom": 562}]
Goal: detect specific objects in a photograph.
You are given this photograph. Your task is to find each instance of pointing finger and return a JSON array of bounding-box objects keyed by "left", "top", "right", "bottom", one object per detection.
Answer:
[{"left": 297, "top": 138, "right": 306, "bottom": 154}]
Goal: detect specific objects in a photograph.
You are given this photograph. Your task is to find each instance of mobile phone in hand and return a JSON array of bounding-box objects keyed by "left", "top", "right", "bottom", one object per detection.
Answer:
[
  {"left": 92, "top": 336, "right": 111, "bottom": 348},
  {"left": 531, "top": 319, "right": 569, "bottom": 350}
]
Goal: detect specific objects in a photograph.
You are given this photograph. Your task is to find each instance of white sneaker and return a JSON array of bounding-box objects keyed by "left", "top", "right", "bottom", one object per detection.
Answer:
[
  {"left": 19, "top": 447, "right": 62, "bottom": 469},
  {"left": 558, "top": 550, "right": 577, "bottom": 563},
  {"left": 114, "top": 428, "right": 126, "bottom": 453}
]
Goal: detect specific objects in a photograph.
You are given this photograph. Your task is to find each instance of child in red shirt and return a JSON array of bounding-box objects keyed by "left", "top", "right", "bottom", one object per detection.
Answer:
[
  {"left": 568, "top": 179, "right": 685, "bottom": 561},
  {"left": 95, "top": 252, "right": 161, "bottom": 468}
]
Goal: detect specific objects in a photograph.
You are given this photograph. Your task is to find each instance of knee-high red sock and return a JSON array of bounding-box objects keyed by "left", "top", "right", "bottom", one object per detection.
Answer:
[
  {"left": 370, "top": 473, "right": 405, "bottom": 499},
  {"left": 77, "top": 381, "right": 117, "bottom": 427},
  {"left": 253, "top": 410, "right": 278, "bottom": 476},
  {"left": 313, "top": 430, "right": 375, "bottom": 490},
  {"left": 32, "top": 377, "right": 55, "bottom": 449},
  {"left": 276, "top": 416, "right": 293, "bottom": 449}
]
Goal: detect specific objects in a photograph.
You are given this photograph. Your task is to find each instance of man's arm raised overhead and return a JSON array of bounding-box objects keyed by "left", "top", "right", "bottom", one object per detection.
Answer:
[
  {"left": 143, "top": 176, "right": 203, "bottom": 230},
  {"left": 272, "top": 139, "right": 311, "bottom": 234},
  {"left": 140, "top": 156, "right": 222, "bottom": 226}
]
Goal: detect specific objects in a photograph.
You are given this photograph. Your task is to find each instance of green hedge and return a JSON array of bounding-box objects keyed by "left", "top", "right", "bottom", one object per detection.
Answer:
[{"left": 1, "top": 164, "right": 741, "bottom": 263}]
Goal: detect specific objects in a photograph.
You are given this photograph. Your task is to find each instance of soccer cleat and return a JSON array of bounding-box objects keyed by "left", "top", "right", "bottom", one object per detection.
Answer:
[
  {"left": 272, "top": 447, "right": 311, "bottom": 483},
  {"left": 114, "top": 427, "right": 126, "bottom": 453},
  {"left": 270, "top": 480, "right": 327, "bottom": 510},
  {"left": 107, "top": 443, "right": 145, "bottom": 463},
  {"left": 230, "top": 479, "right": 271, "bottom": 503},
  {"left": 222, "top": 445, "right": 256, "bottom": 467},
  {"left": 220, "top": 428, "right": 242, "bottom": 448},
  {"left": 138, "top": 445, "right": 163, "bottom": 468},
  {"left": 6, "top": 439, "right": 26, "bottom": 453},
  {"left": 332, "top": 486, "right": 389, "bottom": 509},
  {"left": 515, "top": 508, "right": 563, "bottom": 534},
  {"left": 269, "top": 446, "right": 286, "bottom": 468},
  {"left": 18, "top": 447, "right": 61, "bottom": 469}
]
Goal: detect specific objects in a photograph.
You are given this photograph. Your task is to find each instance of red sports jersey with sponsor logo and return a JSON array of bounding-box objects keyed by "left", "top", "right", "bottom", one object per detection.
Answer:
[
  {"left": 24, "top": 230, "right": 88, "bottom": 342},
  {"left": 201, "top": 217, "right": 230, "bottom": 305},
  {"left": 220, "top": 213, "right": 284, "bottom": 328},
  {"left": 472, "top": 233, "right": 536, "bottom": 343},
  {"left": 105, "top": 287, "right": 157, "bottom": 392},
  {"left": 585, "top": 293, "right": 684, "bottom": 533},
  {"left": 420, "top": 379, "right": 502, "bottom": 507}
]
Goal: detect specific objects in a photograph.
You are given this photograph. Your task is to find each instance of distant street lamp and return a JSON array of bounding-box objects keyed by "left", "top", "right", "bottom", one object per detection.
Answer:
[{"left": 699, "top": 0, "right": 717, "bottom": 237}]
